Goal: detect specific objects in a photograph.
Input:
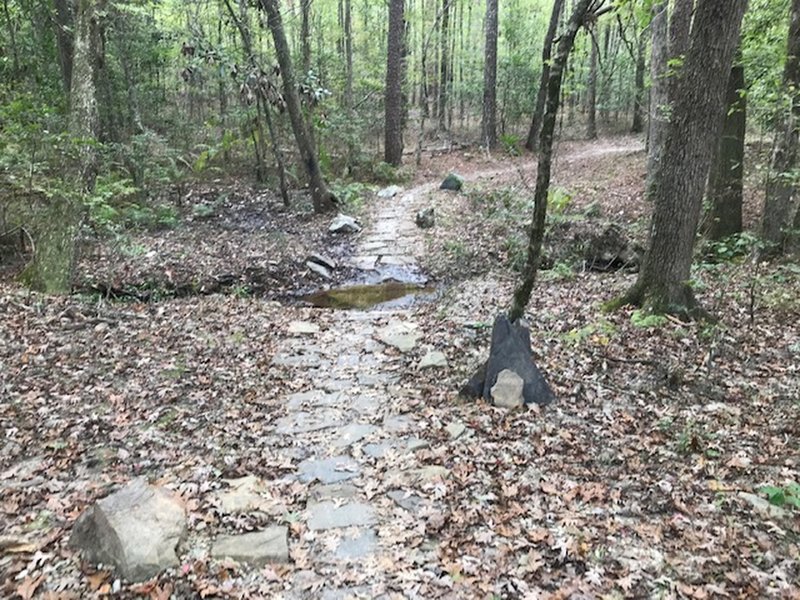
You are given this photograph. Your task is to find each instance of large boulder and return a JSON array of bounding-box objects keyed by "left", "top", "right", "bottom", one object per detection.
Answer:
[
  {"left": 439, "top": 173, "right": 464, "bottom": 191},
  {"left": 69, "top": 478, "right": 186, "bottom": 582},
  {"left": 461, "top": 314, "right": 554, "bottom": 406},
  {"left": 415, "top": 208, "right": 435, "bottom": 229}
]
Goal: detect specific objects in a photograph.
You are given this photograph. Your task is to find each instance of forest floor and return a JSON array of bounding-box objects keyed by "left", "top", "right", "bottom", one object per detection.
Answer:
[{"left": 1, "top": 136, "right": 799, "bottom": 599}]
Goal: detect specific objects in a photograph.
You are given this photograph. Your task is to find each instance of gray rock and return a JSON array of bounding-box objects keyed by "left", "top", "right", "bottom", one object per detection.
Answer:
[
  {"left": 275, "top": 410, "right": 345, "bottom": 435},
  {"left": 211, "top": 527, "right": 289, "bottom": 565},
  {"left": 439, "top": 173, "right": 464, "bottom": 191},
  {"left": 332, "top": 424, "right": 377, "bottom": 449},
  {"left": 69, "top": 478, "right": 186, "bottom": 582},
  {"left": 445, "top": 421, "right": 467, "bottom": 439},
  {"left": 419, "top": 350, "right": 448, "bottom": 369},
  {"left": 377, "top": 320, "right": 419, "bottom": 353},
  {"left": 297, "top": 456, "right": 360, "bottom": 484},
  {"left": 217, "top": 475, "right": 270, "bottom": 513},
  {"left": 307, "top": 501, "right": 375, "bottom": 530},
  {"left": 491, "top": 369, "right": 525, "bottom": 409},
  {"left": 329, "top": 214, "right": 361, "bottom": 234},
  {"left": 415, "top": 208, "right": 435, "bottom": 229},
  {"left": 287, "top": 321, "right": 320, "bottom": 335},
  {"left": 377, "top": 185, "right": 403, "bottom": 199},
  {"left": 335, "top": 529, "right": 378, "bottom": 560},
  {"left": 387, "top": 490, "right": 424, "bottom": 512},
  {"left": 308, "top": 253, "right": 338, "bottom": 270},
  {"left": 738, "top": 492, "right": 790, "bottom": 520},
  {"left": 310, "top": 483, "right": 359, "bottom": 501},
  {"left": 306, "top": 261, "right": 332, "bottom": 279}
]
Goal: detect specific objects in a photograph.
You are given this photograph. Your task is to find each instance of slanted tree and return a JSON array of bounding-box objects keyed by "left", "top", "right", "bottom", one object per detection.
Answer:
[
  {"left": 259, "top": 0, "right": 336, "bottom": 213},
  {"left": 525, "top": 0, "right": 564, "bottom": 151},
  {"left": 614, "top": 0, "right": 748, "bottom": 317},
  {"left": 705, "top": 57, "right": 746, "bottom": 241},
  {"left": 762, "top": 0, "right": 800, "bottom": 254},
  {"left": 481, "top": 0, "right": 498, "bottom": 149},
  {"left": 385, "top": 0, "right": 405, "bottom": 166}
]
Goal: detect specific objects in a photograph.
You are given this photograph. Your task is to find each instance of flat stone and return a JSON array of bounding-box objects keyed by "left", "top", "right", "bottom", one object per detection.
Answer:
[
  {"left": 445, "top": 422, "right": 466, "bottom": 440},
  {"left": 211, "top": 527, "right": 289, "bottom": 565},
  {"left": 361, "top": 241, "right": 390, "bottom": 253},
  {"left": 377, "top": 185, "right": 403, "bottom": 198},
  {"left": 335, "top": 529, "right": 378, "bottom": 560},
  {"left": 405, "top": 438, "right": 430, "bottom": 452},
  {"left": 383, "top": 414, "right": 414, "bottom": 433},
  {"left": 329, "top": 214, "right": 361, "bottom": 234},
  {"left": 288, "top": 321, "right": 320, "bottom": 335},
  {"left": 349, "top": 256, "right": 380, "bottom": 270},
  {"left": 297, "top": 456, "right": 360, "bottom": 484},
  {"left": 286, "top": 390, "right": 342, "bottom": 410},
  {"left": 491, "top": 369, "right": 525, "bottom": 408},
  {"left": 387, "top": 490, "right": 424, "bottom": 512},
  {"left": 419, "top": 351, "right": 448, "bottom": 369},
  {"left": 275, "top": 410, "right": 344, "bottom": 435},
  {"left": 388, "top": 466, "right": 449, "bottom": 487},
  {"left": 271, "top": 353, "right": 322, "bottom": 368},
  {"left": 310, "top": 483, "right": 359, "bottom": 501},
  {"left": 738, "top": 492, "right": 790, "bottom": 520},
  {"left": 306, "top": 261, "right": 332, "bottom": 279},
  {"left": 217, "top": 475, "right": 270, "bottom": 513},
  {"left": 332, "top": 424, "right": 377, "bottom": 449},
  {"left": 307, "top": 500, "right": 375, "bottom": 530},
  {"left": 323, "top": 379, "right": 354, "bottom": 393},
  {"left": 377, "top": 320, "right": 420, "bottom": 353},
  {"left": 69, "top": 478, "right": 186, "bottom": 582}
]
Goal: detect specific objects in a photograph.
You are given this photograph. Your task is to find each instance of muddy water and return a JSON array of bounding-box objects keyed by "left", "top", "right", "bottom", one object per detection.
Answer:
[{"left": 303, "top": 281, "right": 436, "bottom": 310}]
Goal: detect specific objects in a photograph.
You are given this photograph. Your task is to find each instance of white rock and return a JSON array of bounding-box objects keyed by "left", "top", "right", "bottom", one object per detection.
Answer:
[
  {"left": 419, "top": 350, "right": 448, "bottom": 369},
  {"left": 288, "top": 321, "right": 320, "bottom": 335},
  {"left": 329, "top": 214, "right": 361, "bottom": 234},
  {"left": 491, "top": 369, "right": 525, "bottom": 408},
  {"left": 377, "top": 185, "right": 403, "bottom": 199},
  {"left": 306, "top": 261, "right": 332, "bottom": 279}
]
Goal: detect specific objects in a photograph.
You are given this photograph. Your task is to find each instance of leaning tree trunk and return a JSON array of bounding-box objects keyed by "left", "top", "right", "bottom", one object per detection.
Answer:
[
  {"left": 525, "top": 0, "right": 564, "bottom": 151},
  {"left": 481, "top": 0, "right": 498, "bottom": 149},
  {"left": 385, "top": 0, "right": 405, "bottom": 166},
  {"left": 23, "top": 0, "right": 103, "bottom": 293},
  {"left": 706, "top": 60, "right": 746, "bottom": 241},
  {"left": 616, "top": 0, "right": 748, "bottom": 318},
  {"left": 260, "top": 0, "right": 335, "bottom": 213},
  {"left": 762, "top": 0, "right": 800, "bottom": 254},
  {"left": 508, "top": 0, "right": 594, "bottom": 322}
]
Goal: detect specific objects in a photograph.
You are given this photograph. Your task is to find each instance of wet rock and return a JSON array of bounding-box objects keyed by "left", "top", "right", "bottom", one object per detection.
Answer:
[
  {"left": 329, "top": 214, "right": 362, "bottom": 234},
  {"left": 491, "top": 369, "right": 525, "bottom": 409},
  {"left": 308, "top": 253, "right": 337, "bottom": 270},
  {"left": 440, "top": 173, "right": 464, "bottom": 191},
  {"left": 419, "top": 350, "right": 448, "bottom": 369},
  {"left": 377, "top": 185, "right": 403, "bottom": 199},
  {"left": 69, "top": 478, "right": 186, "bottom": 582},
  {"left": 297, "top": 456, "right": 360, "bottom": 484},
  {"left": 211, "top": 527, "right": 289, "bottom": 565},
  {"left": 306, "top": 261, "right": 332, "bottom": 279},
  {"left": 307, "top": 501, "right": 375, "bottom": 530},
  {"left": 288, "top": 321, "right": 320, "bottom": 335},
  {"left": 415, "top": 208, "right": 435, "bottom": 229}
]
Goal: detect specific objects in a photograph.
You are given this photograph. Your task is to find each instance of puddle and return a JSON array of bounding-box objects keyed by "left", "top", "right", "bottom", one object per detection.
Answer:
[{"left": 304, "top": 282, "right": 437, "bottom": 310}]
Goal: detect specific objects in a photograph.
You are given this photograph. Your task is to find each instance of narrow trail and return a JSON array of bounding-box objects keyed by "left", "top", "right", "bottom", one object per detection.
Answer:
[{"left": 265, "top": 139, "right": 644, "bottom": 597}]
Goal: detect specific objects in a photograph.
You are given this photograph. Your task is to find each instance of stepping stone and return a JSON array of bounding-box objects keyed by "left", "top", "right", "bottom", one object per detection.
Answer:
[
  {"left": 211, "top": 527, "right": 289, "bottom": 565},
  {"left": 271, "top": 353, "right": 322, "bottom": 368},
  {"left": 288, "top": 321, "right": 320, "bottom": 335},
  {"left": 307, "top": 500, "right": 375, "bottom": 530},
  {"left": 310, "top": 483, "right": 359, "bottom": 501},
  {"left": 332, "top": 424, "right": 377, "bottom": 449},
  {"left": 335, "top": 529, "right": 378, "bottom": 560},
  {"left": 286, "top": 391, "right": 342, "bottom": 410},
  {"left": 445, "top": 422, "right": 466, "bottom": 440},
  {"left": 419, "top": 351, "right": 448, "bottom": 369},
  {"left": 217, "top": 475, "right": 270, "bottom": 513},
  {"left": 297, "top": 456, "right": 360, "bottom": 484},
  {"left": 377, "top": 185, "right": 403, "bottom": 198},
  {"left": 383, "top": 414, "right": 415, "bottom": 433},
  {"left": 377, "top": 320, "right": 420, "bottom": 353},
  {"left": 387, "top": 490, "right": 424, "bottom": 513},
  {"left": 275, "top": 410, "right": 344, "bottom": 435}
]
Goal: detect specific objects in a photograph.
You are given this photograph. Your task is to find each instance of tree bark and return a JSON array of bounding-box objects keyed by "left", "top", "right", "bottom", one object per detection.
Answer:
[
  {"left": 301, "top": 0, "right": 312, "bottom": 75},
  {"left": 525, "top": 0, "right": 564, "bottom": 151},
  {"left": 385, "top": 0, "right": 405, "bottom": 166},
  {"left": 586, "top": 26, "right": 598, "bottom": 139},
  {"left": 481, "top": 0, "right": 498, "bottom": 149},
  {"left": 260, "top": 0, "right": 335, "bottom": 213},
  {"left": 630, "top": 37, "right": 645, "bottom": 133},
  {"left": 646, "top": 1, "right": 668, "bottom": 190},
  {"left": 762, "top": 0, "right": 800, "bottom": 253},
  {"left": 706, "top": 61, "right": 745, "bottom": 241},
  {"left": 617, "top": 0, "right": 748, "bottom": 318},
  {"left": 508, "top": 0, "right": 594, "bottom": 322},
  {"left": 343, "top": 0, "right": 353, "bottom": 108},
  {"left": 437, "top": 0, "right": 450, "bottom": 131},
  {"left": 53, "top": 0, "right": 74, "bottom": 96}
]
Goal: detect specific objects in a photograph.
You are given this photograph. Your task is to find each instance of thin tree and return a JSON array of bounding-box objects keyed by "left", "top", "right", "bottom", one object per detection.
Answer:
[
  {"left": 508, "top": 0, "right": 596, "bottom": 322},
  {"left": 761, "top": 0, "right": 800, "bottom": 254},
  {"left": 585, "top": 25, "right": 598, "bottom": 139},
  {"left": 481, "top": 0, "right": 498, "bottom": 149},
  {"left": 385, "top": 0, "right": 405, "bottom": 166},
  {"left": 525, "top": 0, "right": 565, "bottom": 151},
  {"left": 259, "top": 0, "right": 336, "bottom": 213},
  {"left": 437, "top": 0, "right": 450, "bottom": 131},
  {"left": 613, "top": 0, "right": 748, "bottom": 317},
  {"left": 646, "top": 2, "right": 667, "bottom": 185}
]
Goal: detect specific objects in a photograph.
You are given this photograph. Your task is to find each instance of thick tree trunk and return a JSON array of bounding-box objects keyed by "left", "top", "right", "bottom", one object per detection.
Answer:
[
  {"left": 508, "top": 0, "right": 594, "bottom": 322},
  {"left": 706, "top": 62, "right": 745, "bottom": 241},
  {"left": 762, "top": 0, "right": 800, "bottom": 253},
  {"left": 260, "top": 0, "right": 335, "bottom": 213},
  {"left": 53, "top": 0, "right": 74, "bottom": 96},
  {"left": 631, "top": 39, "right": 645, "bottom": 133},
  {"left": 586, "top": 26, "right": 598, "bottom": 140},
  {"left": 525, "top": 0, "right": 564, "bottom": 151},
  {"left": 385, "top": 0, "right": 405, "bottom": 166},
  {"left": 437, "top": 0, "right": 450, "bottom": 131},
  {"left": 481, "top": 0, "right": 498, "bottom": 149},
  {"left": 618, "top": 0, "right": 748, "bottom": 318},
  {"left": 646, "top": 2, "right": 668, "bottom": 191}
]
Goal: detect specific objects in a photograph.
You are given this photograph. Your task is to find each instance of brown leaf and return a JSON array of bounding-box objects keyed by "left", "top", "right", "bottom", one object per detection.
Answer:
[
  {"left": 86, "top": 570, "right": 110, "bottom": 591},
  {"left": 16, "top": 575, "right": 45, "bottom": 600}
]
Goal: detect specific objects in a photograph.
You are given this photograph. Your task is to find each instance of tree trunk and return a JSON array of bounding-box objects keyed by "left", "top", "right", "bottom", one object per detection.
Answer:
[
  {"left": 706, "top": 61, "right": 745, "bottom": 241},
  {"left": 525, "top": 0, "right": 564, "bottom": 151},
  {"left": 586, "top": 26, "right": 598, "bottom": 140},
  {"left": 631, "top": 37, "right": 645, "bottom": 133},
  {"left": 481, "top": 0, "right": 498, "bottom": 149},
  {"left": 343, "top": 0, "right": 353, "bottom": 108},
  {"left": 385, "top": 0, "right": 405, "bottom": 166},
  {"left": 646, "top": 1, "right": 668, "bottom": 193},
  {"left": 762, "top": 0, "right": 800, "bottom": 253},
  {"left": 53, "top": 0, "right": 74, "bottom": 96},
  {"left": 301, "top": 0, "right": 312, "bottom": 75},
  {"left": 437, "top": 0, "right": 450, "bottom": 131},
  {"left": 508, "top": 0, "right": 594, "bottom": 322},
  {"left": 260, "top": 0, "right": 335, "bottom": 213},
  {"left": 617, "top": 0, "right": 748, "bottom": 318}
]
